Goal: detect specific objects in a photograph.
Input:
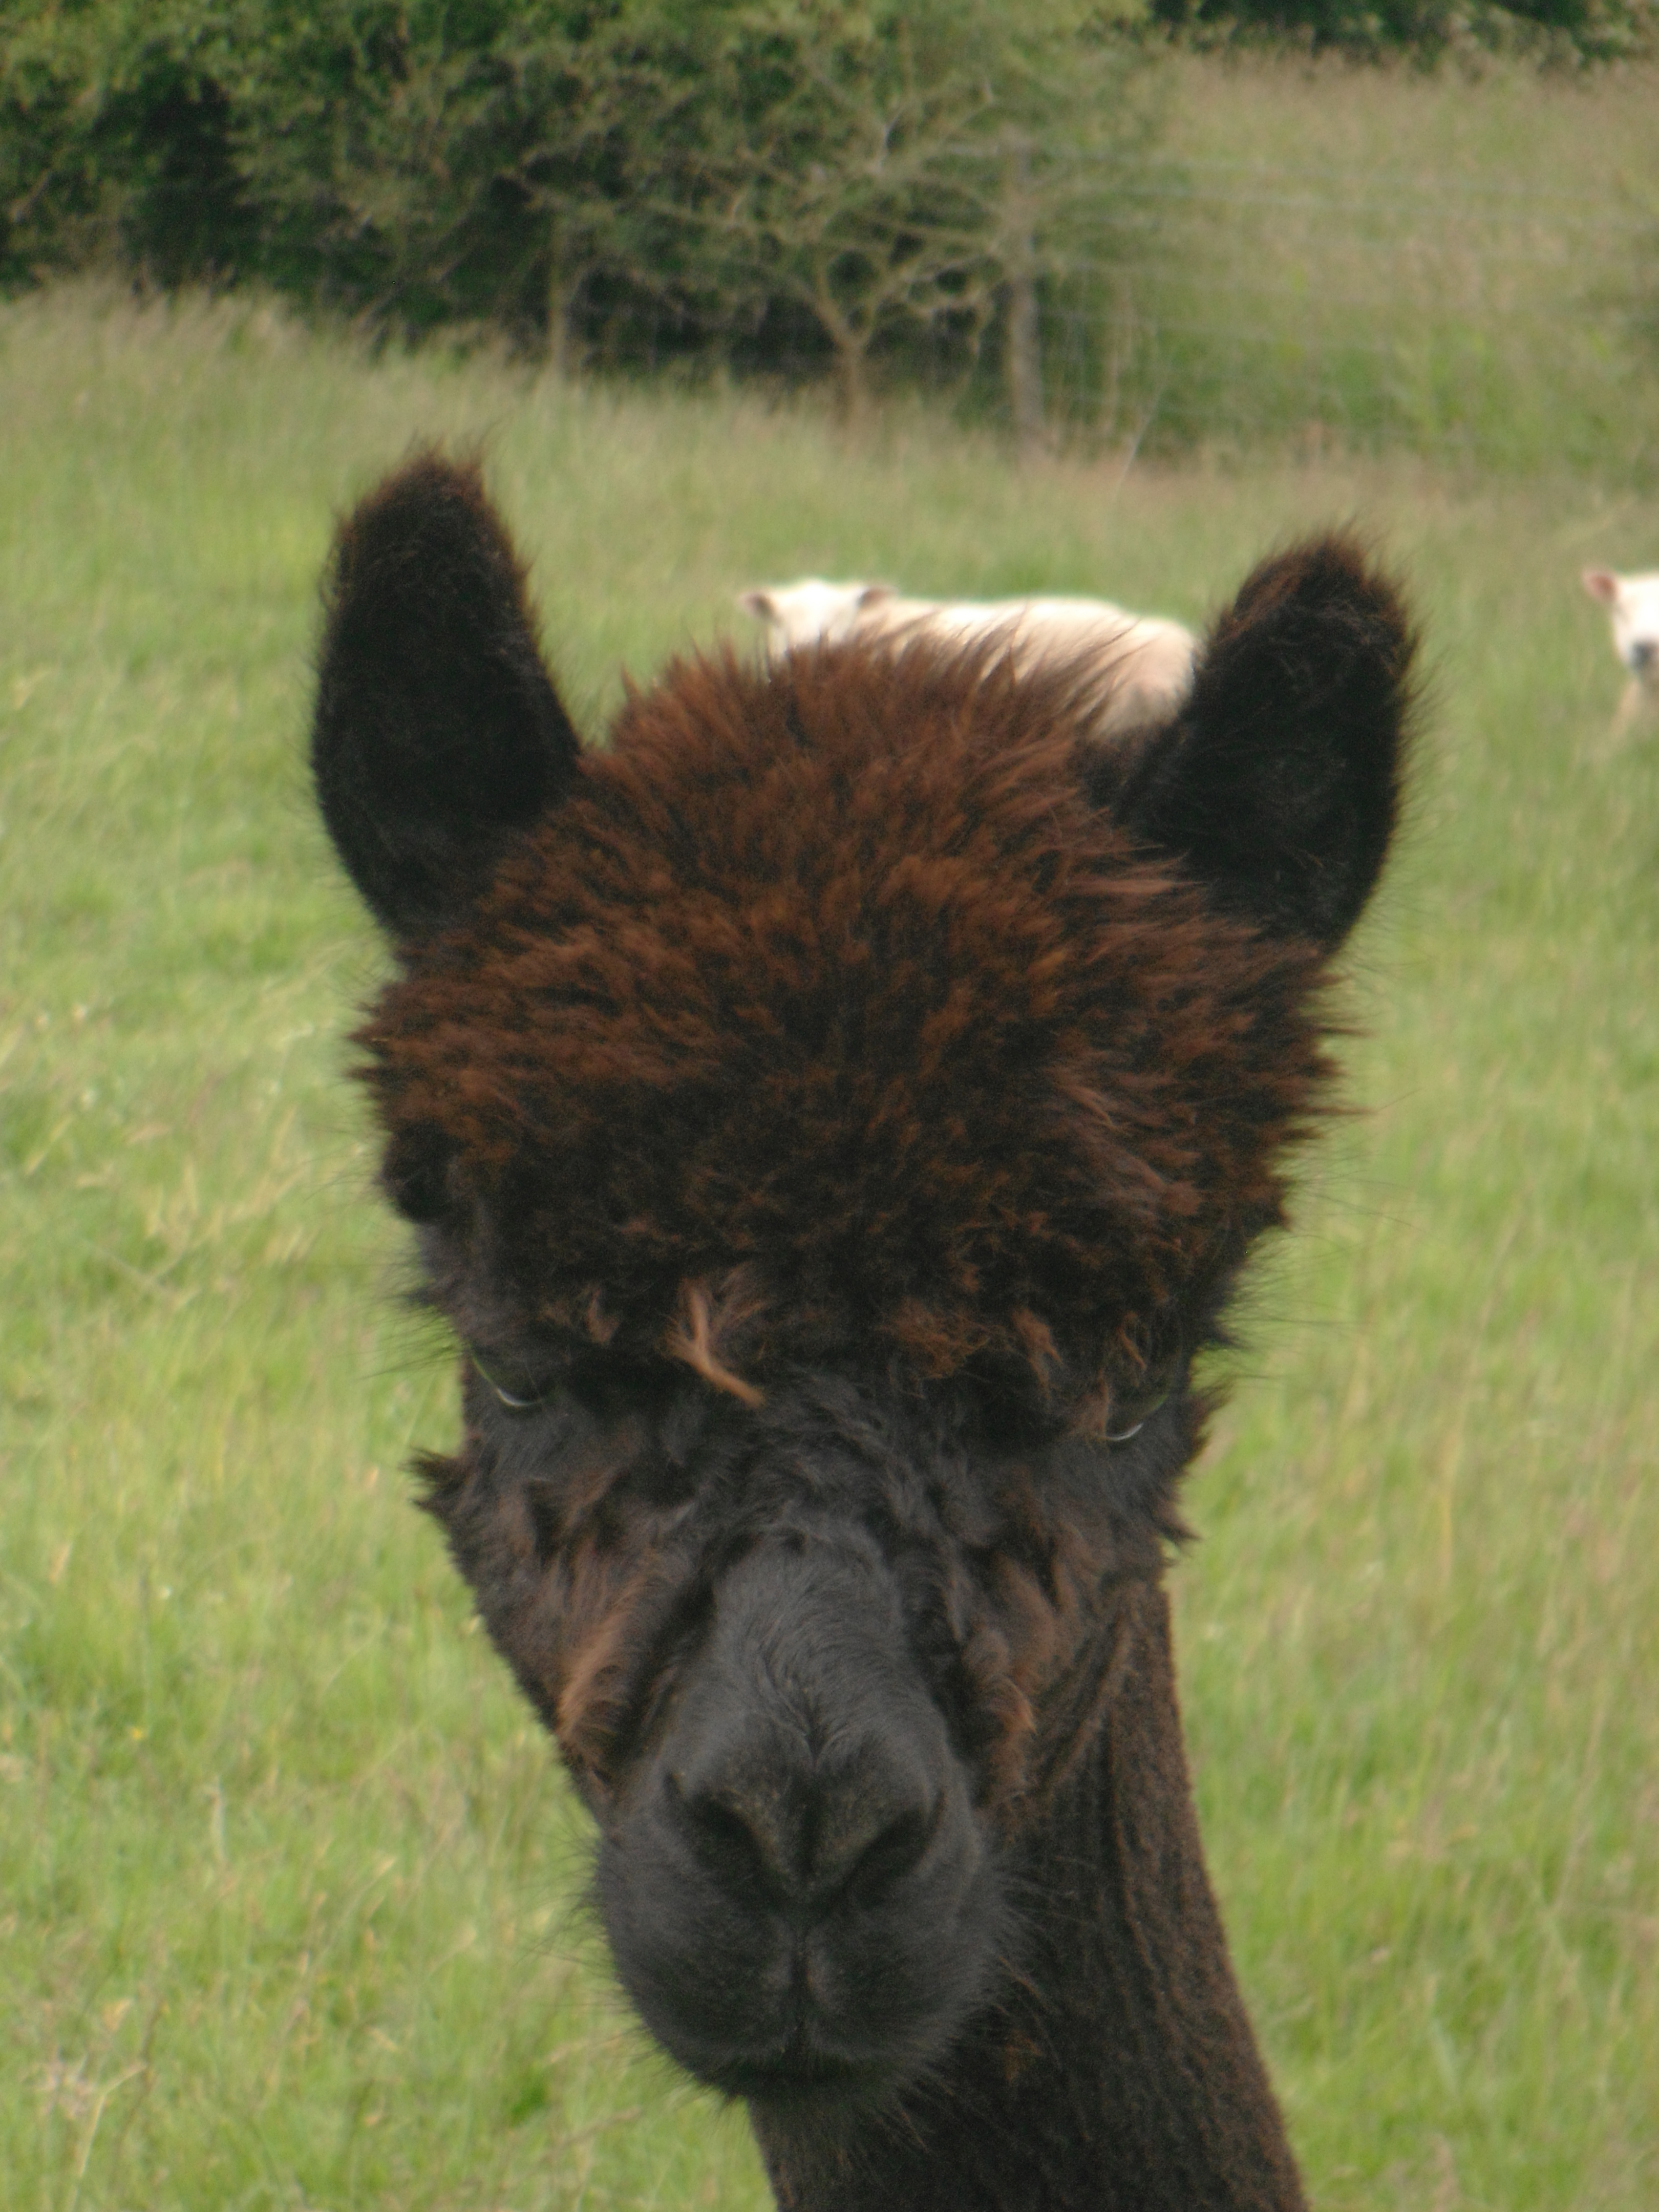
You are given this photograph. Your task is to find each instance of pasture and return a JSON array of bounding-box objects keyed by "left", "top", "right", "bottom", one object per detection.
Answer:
[{"left": 1, "top": 280, "right": 1656, "bottom": 2210}]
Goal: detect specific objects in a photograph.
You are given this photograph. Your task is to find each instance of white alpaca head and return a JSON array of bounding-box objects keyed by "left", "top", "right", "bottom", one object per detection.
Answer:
[
  {"left": 736, "top": 579, "right": 897, "bottom": 654},
  {"left": 1583, "top": 568, "right": 1659, "bottom": 687}
]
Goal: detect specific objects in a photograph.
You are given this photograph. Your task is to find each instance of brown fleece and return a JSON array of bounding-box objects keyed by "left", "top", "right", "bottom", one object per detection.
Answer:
[{"left": 358, "top": 639, "right": 1331, "bottom": 1424}]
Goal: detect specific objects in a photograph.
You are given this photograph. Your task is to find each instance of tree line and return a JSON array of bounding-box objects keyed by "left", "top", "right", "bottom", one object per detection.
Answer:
[
  {"left": 2, "top": 1, "right": 1171, "bottom": 434},
  {"left": 4, "top": 0, "right": 1651, "bottom": 435}
]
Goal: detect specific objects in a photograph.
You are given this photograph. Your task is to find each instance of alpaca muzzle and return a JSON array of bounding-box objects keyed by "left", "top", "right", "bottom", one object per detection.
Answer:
[{"left": 594, "top": 1534, "right": 1004, "bottom": 2112}]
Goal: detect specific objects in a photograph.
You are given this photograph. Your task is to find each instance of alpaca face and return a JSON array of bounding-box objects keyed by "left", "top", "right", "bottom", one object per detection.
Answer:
[
  {"left": 422, "top": 1355, "right": 1184, "bottom": 2108},
  {"left": 312, "top": 457, "right": 1415, "bottom": 2133},
  {"left": 736, "top": 576, "right": 898, "bottom": 653},
  {"left": 1583, "top": 567, "right": 1659, "bottom": 683}
]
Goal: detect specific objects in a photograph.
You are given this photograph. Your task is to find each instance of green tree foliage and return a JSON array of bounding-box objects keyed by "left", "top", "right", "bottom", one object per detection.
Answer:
[
  {"left": 1, "top": 0, "right": 1161, "bottom": 425},
  {"left": 514, "top": 2, "right": 1160, "bottom": 416},
  {"left": 218, "top": 0, "right": 570, "bottom": 331},
  {"left": 1, "top": 1, "right": 254, "bottom": 288}
]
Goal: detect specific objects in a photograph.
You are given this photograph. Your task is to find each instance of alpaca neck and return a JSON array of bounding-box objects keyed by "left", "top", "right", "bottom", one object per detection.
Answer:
[{"left": 752, "top": 1581, "right": 1307, "bottom": 2212}]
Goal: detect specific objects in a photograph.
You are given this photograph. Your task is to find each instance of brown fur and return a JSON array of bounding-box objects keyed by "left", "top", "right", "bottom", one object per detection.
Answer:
[
  {"left": 361, "top": 641, "right": 1331, "bottom": 1433},
  {"left": 311, "top": 456, "right": 1417, "bottom": 2210}
]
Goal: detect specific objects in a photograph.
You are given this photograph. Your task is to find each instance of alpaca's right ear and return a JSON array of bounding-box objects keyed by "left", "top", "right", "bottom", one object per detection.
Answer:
[
  {"left": 1582, "top": 568, "right": 1621, "bottom": 607},
  {"left": 312, "top": 453, "right": 583, "bottom": 940}
]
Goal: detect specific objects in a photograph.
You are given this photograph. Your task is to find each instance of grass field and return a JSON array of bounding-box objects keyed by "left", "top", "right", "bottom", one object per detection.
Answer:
[
  {"left": 1113, "top": 55, "right": 1659, "bottom": 473},
  {"left": 2, "top": 277, "right": 1656, "bottom": 2211}
]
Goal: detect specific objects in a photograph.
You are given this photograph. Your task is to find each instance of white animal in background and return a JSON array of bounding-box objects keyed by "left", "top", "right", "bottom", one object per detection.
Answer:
[
  {"left": 738, "top": 577, "right": 1198, "bottom": 738},
  {"left": 1582, "top": 567, "right": 1659, "bottom": 737}
]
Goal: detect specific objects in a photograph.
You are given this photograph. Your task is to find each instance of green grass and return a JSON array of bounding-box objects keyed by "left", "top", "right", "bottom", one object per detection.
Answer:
[
  {"left": 2, "top": 280, "right": 1656, "bottom": 2210},
  {"left": 1053, "top": 54, "right": 1659, "bottom": 476}
]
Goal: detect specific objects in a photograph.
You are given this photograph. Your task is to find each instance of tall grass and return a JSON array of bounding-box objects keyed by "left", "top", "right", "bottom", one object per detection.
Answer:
[
  {"left": 1, "top": 282, "right": 1655, "bottom": 2210},
  {"left": 1038, "top": 56, "right": 1659, "bottom": 476}
]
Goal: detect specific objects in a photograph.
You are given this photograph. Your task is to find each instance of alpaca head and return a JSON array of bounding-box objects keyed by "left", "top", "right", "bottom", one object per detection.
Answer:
[
  {"left": 736, "top": 576, "right": 899, "bottom": 655},
  {"left": 1582, "top": 567, "right": 1659, "bottom": 687},
  {"left": 314, "top": 456, "right": 1415, "bottom": 2138}
]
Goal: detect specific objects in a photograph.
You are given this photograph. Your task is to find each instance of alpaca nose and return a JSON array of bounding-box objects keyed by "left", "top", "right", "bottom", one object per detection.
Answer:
[
  {"left": 1631, "top": 639, "right": 1656, "bottom": 670},
  {"left": 601, "top": 1535, "right": 998, "bottom": 2099},
  {"left": 673, "top": 1742, "right": 939, "bottom": 1909}
]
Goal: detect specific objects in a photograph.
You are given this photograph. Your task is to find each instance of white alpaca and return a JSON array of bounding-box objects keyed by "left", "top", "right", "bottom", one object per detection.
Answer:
[
  {"left": 1582, "top": 568, "right": 1659, "bottom": 737},
  {"left": 738, "top": 578, "right": 1197, "bottom": 737}
]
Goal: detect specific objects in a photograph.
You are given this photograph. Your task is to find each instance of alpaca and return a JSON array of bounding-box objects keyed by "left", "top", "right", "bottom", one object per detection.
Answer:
[
  {"left": 1581, "top": 567, "right": 1659, "bottom": 736},
  {"left": 738, "top": 576, "right": 1197, "bottom": 736},
  {"left": 311, "top": 455, "right": 1416, "bottom": 2212}
]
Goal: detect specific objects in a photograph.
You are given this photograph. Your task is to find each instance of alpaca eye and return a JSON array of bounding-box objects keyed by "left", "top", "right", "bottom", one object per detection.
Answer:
[
  {"left": 1105, "top": 1385, "right": 1171, "bottom": 1445},
  {"left": 465, "top": 1348, "right": 551, "bottom": 1415}
]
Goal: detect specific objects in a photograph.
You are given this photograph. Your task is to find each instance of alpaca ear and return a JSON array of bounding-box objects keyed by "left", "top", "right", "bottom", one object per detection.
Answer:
[
  {"left": 312, "top": 452, "right": 583, "bottom": 940},
  {"left": 737, "top": 588, "right": 777, "bottom": 620},
  {"left": 1110, "top": 534, "right": 1416, "bottom": 950},
  {"left": 1581, "top": 568, "right": 1620, "bottom": 607}
]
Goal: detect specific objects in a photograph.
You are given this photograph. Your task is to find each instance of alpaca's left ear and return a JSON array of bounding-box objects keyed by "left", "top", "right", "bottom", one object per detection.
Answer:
[
  {"left": 1108, "top": 534, "right": 1417, "bottom": 950},
  {"left": 312, "top": 452, "right": 583, "bottom": 940},
  {"left": 1582, "top": 568, "right": 1620, "bottom": 608}
]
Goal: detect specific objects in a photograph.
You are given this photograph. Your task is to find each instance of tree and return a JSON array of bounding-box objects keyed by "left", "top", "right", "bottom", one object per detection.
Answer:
[
  {"left": 515, "top": 1, "right": 1161, "bottom": 427},
  {"left": 1, "top": 0, "right": 1165, "bottom": 436},
  {"left": 2, "top": 1, "right": 255, "bottom": 292}
]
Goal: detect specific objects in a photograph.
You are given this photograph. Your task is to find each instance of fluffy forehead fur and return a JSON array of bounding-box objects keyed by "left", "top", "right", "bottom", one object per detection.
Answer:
[{"left": 359, "top": 636, "right": 1332, "bottom": 1418}]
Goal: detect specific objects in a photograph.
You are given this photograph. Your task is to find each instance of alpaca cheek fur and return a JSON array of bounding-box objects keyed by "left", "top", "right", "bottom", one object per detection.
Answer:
[
  {"left": 434, "top": 1464, "right": 696, "bottom": 1805},
  {"left": 462, "top": 1440, "right": 1146, "bottom": 1828},
  {"left": 435, "top": 1320, "right": 1150, "bottom": 1824}
]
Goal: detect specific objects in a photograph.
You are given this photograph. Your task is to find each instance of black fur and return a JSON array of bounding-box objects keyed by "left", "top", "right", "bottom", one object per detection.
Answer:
[
  {"left": 309, "top": 458, "right": 1421, "bottom": 2211},
  {"left": 1108, "top": 535, "right": 1416, "bottom": 949},
  {"left": 312, "top": 452, "right": 582, "bottom": 937}
]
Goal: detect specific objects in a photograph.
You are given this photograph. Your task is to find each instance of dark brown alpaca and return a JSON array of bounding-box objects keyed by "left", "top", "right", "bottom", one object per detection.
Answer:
[{"left": 311, "top": 455, "right": 1416, "bottom": 2211}]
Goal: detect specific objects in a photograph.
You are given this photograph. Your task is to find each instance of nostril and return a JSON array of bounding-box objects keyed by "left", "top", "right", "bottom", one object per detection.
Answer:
[
  {"left": 666, "top": 1759, "right": 943, "bottom": 1909},
  {"left": 841, "top": 1801, "right": 938, "bottom": 1906},
  {"left": 1632, "top": 640, "right": 1656, "bottom": 670},
  {"left": 669, "top": 1774, "right": 789, "bottom": 1895}
]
